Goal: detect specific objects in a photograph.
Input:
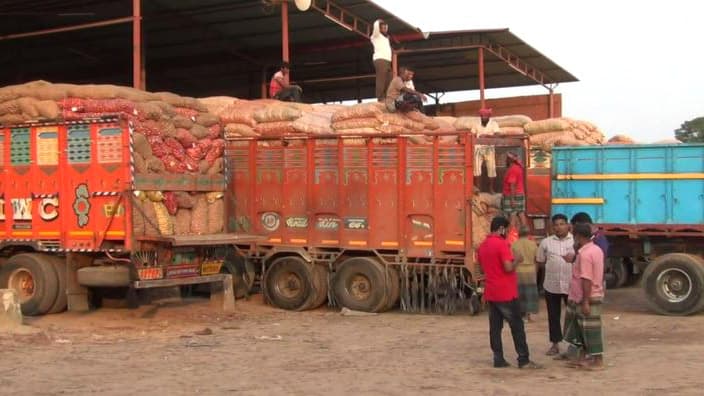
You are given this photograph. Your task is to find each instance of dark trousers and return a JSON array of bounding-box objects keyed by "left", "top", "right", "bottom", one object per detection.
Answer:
[
  {"left": 274, "top": 85, "right": 303, "bottom": 102},
  {"left": 488, "top": 299, "right": 530, "bottom": 365},
  {"left": 395, "top": 93, "right": 424, "bottom": 113},
  {"left": 374, "top": 59, "right": 392, "bottom": 101},
  {"left": 545, "top": 291, "right": 568, "bottom": 343}
]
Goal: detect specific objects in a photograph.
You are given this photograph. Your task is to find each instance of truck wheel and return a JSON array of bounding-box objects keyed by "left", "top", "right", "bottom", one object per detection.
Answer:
[
  {"left": 605, "top": 257, "right": 628, "bottom": 289},
  {"left": 0, "top": 253, "right": 59, "bottom": 316},
  {"left": 305, "top": 264, "right": 329, "bottom": 310},
  {"left": 642, "top": 253, "right": 704, "bottom": 316},
  {"left": 221, "top": 254, "right": 256, "bottom": 299},
  {"left": 384, "top": 266, "right": 400, "bottom": 311},
  {"left": 47, "top": 256, "right": 68, "bottom": 314},
  {"left": 77, "top": 265, "right": 131, "bottom": 288},
  {"left": 333, "top": 257, "right": 388, "bottom": 313},
  {"left": 263, "top": 256, "right": 315, "bottom": 311}
]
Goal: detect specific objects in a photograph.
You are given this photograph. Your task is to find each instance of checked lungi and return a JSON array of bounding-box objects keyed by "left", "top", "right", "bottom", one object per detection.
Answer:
[
  {"left": 563, "top": 300, "right": 604, "bottom": 356},
  {"left": 501, "top": 194, "right": 526, "bottom": 214}
]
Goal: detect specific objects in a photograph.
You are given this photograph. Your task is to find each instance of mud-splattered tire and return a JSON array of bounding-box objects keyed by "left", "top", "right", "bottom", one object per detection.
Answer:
[
  {"left": 263, "top": 256, "right": 315, "bottom": 311},
  {"left": 333, "top": 257, "right": 388, "bottom": 313},
  {"left": 0, "top": 253, "right": 59, "bottom": 316}
]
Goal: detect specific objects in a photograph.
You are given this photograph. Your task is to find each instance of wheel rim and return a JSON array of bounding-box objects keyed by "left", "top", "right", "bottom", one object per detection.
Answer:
[
  {"left": 8, "top": 268, "right": 35, "bottom": 303},
  {"left": 274, "top": 270, "right": 303, "bottom": 300},
  {"left": 348, "top": 273, "right": 372, "bottom": 301},
  {"left": 656, "top": 268, "right": 693, "bottom": 303}
]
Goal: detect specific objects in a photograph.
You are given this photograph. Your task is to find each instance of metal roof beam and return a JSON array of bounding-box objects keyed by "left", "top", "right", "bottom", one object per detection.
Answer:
[
  {"left": 482, "top": 41, "right": 557, "bottom": 89},
  {"left": 309, "top": 0, "right": 373, "bottom": 39}
]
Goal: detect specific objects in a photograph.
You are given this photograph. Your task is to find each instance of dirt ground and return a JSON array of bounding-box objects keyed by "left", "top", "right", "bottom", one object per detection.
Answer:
[{"left": 1, "top": 286, "right": 703, "bottom": 396}]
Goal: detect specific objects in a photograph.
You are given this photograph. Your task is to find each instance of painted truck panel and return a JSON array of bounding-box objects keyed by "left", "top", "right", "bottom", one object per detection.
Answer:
[{"left": 551, "top": 144, "right": 704, "bottom": 225}]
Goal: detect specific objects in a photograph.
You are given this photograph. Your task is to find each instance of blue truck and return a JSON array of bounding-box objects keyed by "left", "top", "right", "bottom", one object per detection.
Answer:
[{"left": 551, "top": 143, "right": 704, "bottom": 315}]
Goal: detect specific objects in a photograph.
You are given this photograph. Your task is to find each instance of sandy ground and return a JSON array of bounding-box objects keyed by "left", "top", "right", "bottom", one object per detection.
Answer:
[{"left": 1, "top": 286, "right": 703, "bottom": 396}]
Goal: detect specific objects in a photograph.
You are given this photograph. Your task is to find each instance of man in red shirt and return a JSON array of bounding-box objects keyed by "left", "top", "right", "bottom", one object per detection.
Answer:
[
  {"left": 477, "top": 215, "right": 541, "bottom": 369},
  {"left": 502, "top": 152, "right": 528, "bottom": 229},
  {"left": 269, "top": 62, "right": 303, "bottom": 102}
]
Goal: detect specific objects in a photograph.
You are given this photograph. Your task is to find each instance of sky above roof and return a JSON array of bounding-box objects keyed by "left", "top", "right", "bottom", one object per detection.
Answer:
[{"left": 374, "top": 0, "right": 703, "bottom": 142}]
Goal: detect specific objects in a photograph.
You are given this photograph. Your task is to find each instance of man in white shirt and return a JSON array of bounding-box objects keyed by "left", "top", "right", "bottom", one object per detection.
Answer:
[
  {"left": 269, "top": 62, "right": 303, "bottom": 102},
  {"left": 473, "top": 108, "right": 501, "bottom": 136},
  {"left": 371, "top": 19, "right": 392, "bottom": 102},
  {"left": 535, "top": 213, "right": 575, "bottom": 356}
]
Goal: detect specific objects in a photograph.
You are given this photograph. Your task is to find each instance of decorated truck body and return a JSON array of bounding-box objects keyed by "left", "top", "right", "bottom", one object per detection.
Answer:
[
  {"left": 551, "top": 143, "right": 704, "bottom": 315},
  {"left": 0, "top": 116, "right": 258, "bottom": 315},
  {"left": 225, "top": 132, "right": 529, "bottom": 313}
]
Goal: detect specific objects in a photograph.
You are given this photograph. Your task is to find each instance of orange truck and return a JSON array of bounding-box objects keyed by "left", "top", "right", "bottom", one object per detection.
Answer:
[
  {"left": 0, "top": 116, "right": 259, "bottom": 315},
  {"left": 224, "top": 132, "right": 529, "bottom": 313}
]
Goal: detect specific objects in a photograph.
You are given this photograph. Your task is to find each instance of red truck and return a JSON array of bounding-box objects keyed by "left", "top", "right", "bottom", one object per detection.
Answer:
[
  {"left": 225, "top": 132, "right": 529, "bottom": 313},
  {"left": 0, "top": 116, "right": 259, "bottom": 315}
]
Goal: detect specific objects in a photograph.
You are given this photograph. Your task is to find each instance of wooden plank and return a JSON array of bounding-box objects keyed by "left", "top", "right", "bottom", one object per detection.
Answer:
[{"left": 132, "top": 274, "right": 226, "bottom": 289}]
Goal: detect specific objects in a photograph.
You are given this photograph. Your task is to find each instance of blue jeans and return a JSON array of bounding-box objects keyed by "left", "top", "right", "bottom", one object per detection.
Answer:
[{"left": 489, "top": 299, "right": 530, "bottom": 365}]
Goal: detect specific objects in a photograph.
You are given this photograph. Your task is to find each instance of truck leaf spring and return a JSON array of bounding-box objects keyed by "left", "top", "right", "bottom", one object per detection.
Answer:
[{"left": 399, "top": 264, "right": 474, "bottom": 315}]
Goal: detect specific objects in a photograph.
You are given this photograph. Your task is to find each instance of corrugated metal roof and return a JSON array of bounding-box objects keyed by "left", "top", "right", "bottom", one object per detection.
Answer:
[{"left": 0, "top": 0, "right": 576, "bottom": 102}]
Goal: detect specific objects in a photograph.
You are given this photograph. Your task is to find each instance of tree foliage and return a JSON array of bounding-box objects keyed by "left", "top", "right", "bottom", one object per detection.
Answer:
[{"left": 675, "top": 117, "right": 704, "bottom": 143}]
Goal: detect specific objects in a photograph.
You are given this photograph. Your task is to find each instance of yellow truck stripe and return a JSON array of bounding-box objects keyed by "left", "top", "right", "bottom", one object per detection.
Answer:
[
  {"left": 552, "top": 198, "right": 605, "bottom": 205},
  {"left": 556, "top": 173, "right": 704, "bottom": 180}
]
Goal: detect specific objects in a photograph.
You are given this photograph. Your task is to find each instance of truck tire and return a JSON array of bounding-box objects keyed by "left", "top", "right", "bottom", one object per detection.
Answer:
[
  {"left": 333, "top": 257, "right": 389, "bottom": 313},
  {"left": 0, "top": 253, "right": 59, "bottom": 316},
  {"left": 642, "top": 253, "right": 704, "bottom": 316},
  {"left": 263, "top": 256, "right": 315, "bottom": 311},
  {"left": 221, "top": 254, "right": 256, "bottom": 300},
  {"left": 77, "top": 266, "right": 131, "bottom": 288},
  {"left": 384, "top": 266, "right": 400, "bottom": 311},
  {"left": 305, "top": 264, "right": 329, "bottom": 310},
  {"left": 47, "top": 256, "right": 68, "bottom": 314},
  {"left": 605, "top": 257, "right": 628, "bottom": 289}
]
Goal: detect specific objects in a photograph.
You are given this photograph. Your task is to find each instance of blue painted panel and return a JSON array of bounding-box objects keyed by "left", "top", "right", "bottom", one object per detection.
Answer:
[{"left": 551, "top": 144, "right": 704, "bottom": 225}]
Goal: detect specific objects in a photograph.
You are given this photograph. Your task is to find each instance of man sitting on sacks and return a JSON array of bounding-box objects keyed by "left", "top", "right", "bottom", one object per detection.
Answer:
[
  {"left": 473, "top": 108, "right": 501, "bottom": 193},
  {"left": 269, "top": 61, "right": 303, "bottom": 102},
  {"left": 385, "top": 65, "right": 427, "bottom": 113}
]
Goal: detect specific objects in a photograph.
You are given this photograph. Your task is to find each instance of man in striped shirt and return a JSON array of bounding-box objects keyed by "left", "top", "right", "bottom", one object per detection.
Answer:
[{"left": 536, "top": 213, "right": 575, "bottom": 356}]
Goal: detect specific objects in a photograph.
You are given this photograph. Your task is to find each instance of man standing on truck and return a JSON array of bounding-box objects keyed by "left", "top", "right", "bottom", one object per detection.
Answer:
[
  {"left": 502, "top": 152, "right": 528, "bottom": 229},
  {"left": 385, "top": 66, "right": 427, "bottom": 113},
  {"left": 563, "top": 223, "right": 606, "bottom": 370},
  {"left": 477, "top": 215, "right": 541, "bottom": 369},
  {"left": 270, "top": 62, "right": 303, "bottom": 102},
  {"left": 472, "top": 109, "right": 500, "bottom": 193},
  {"left": 371, "top": 19, "right": 392, "bottom": 102},
  {"left": 536, "top": 214, "right": 575, "bottom": 356}
]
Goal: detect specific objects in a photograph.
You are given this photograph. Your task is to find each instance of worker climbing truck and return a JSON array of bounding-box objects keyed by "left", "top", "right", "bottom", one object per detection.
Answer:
[
  {"left": 225, "top": 131, "right": 529, "bottom": 313},
  {"left": 551, "top": 143, "right": 704, "bottom": 315},
  {"left": 0, "top": 116, "right": 260, "bottom": 315}
]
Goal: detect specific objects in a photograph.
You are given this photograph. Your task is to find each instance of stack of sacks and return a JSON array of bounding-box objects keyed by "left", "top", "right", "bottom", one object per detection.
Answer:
[
  {"left": 0, "top": 80, "right": 226, "bottom": 177},
  {"left": 453, "top": 114, "right": 531, "bottom": 136},
  {"left": 525, "top": 117, "right": 605, "bottom": 152},
  {"left": 0, "top": 81, "right": 228, "bottom": 238},
  {"left": 607, "top": 135, "right": 636, "bottom": 145},
  {"left": 132, "top": 191, "right": 225, "bottom": 237},
  {"left": 493, "top": 114, "right": 532, "bottom": 135},
  {"left": 470, "top": 191, "right": 503, "bottom": 249},
  {"left": 203, "top": 98, "right": 461, "bottom": 146}
]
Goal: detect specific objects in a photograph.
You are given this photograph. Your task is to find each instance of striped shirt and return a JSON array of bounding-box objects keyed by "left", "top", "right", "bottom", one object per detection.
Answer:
[{"left": 536, "top": 233, "right": 575, "bottom": 295}]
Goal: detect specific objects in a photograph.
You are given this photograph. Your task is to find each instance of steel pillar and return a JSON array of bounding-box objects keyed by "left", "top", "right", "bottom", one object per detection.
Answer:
[
  {"left": 478, "top": 47, "right": 485, "bottom": 109},
  {"left": 133, "top": 0, "right": 143, "bottom": 90},
  {"left": 281, "top": 1, "right": 290, "bottom": 62}
]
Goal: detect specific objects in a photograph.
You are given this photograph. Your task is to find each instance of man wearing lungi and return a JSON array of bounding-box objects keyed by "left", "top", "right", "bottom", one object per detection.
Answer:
[{"left": 563, "top": 223, "right": 606, "bottom": 370}]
